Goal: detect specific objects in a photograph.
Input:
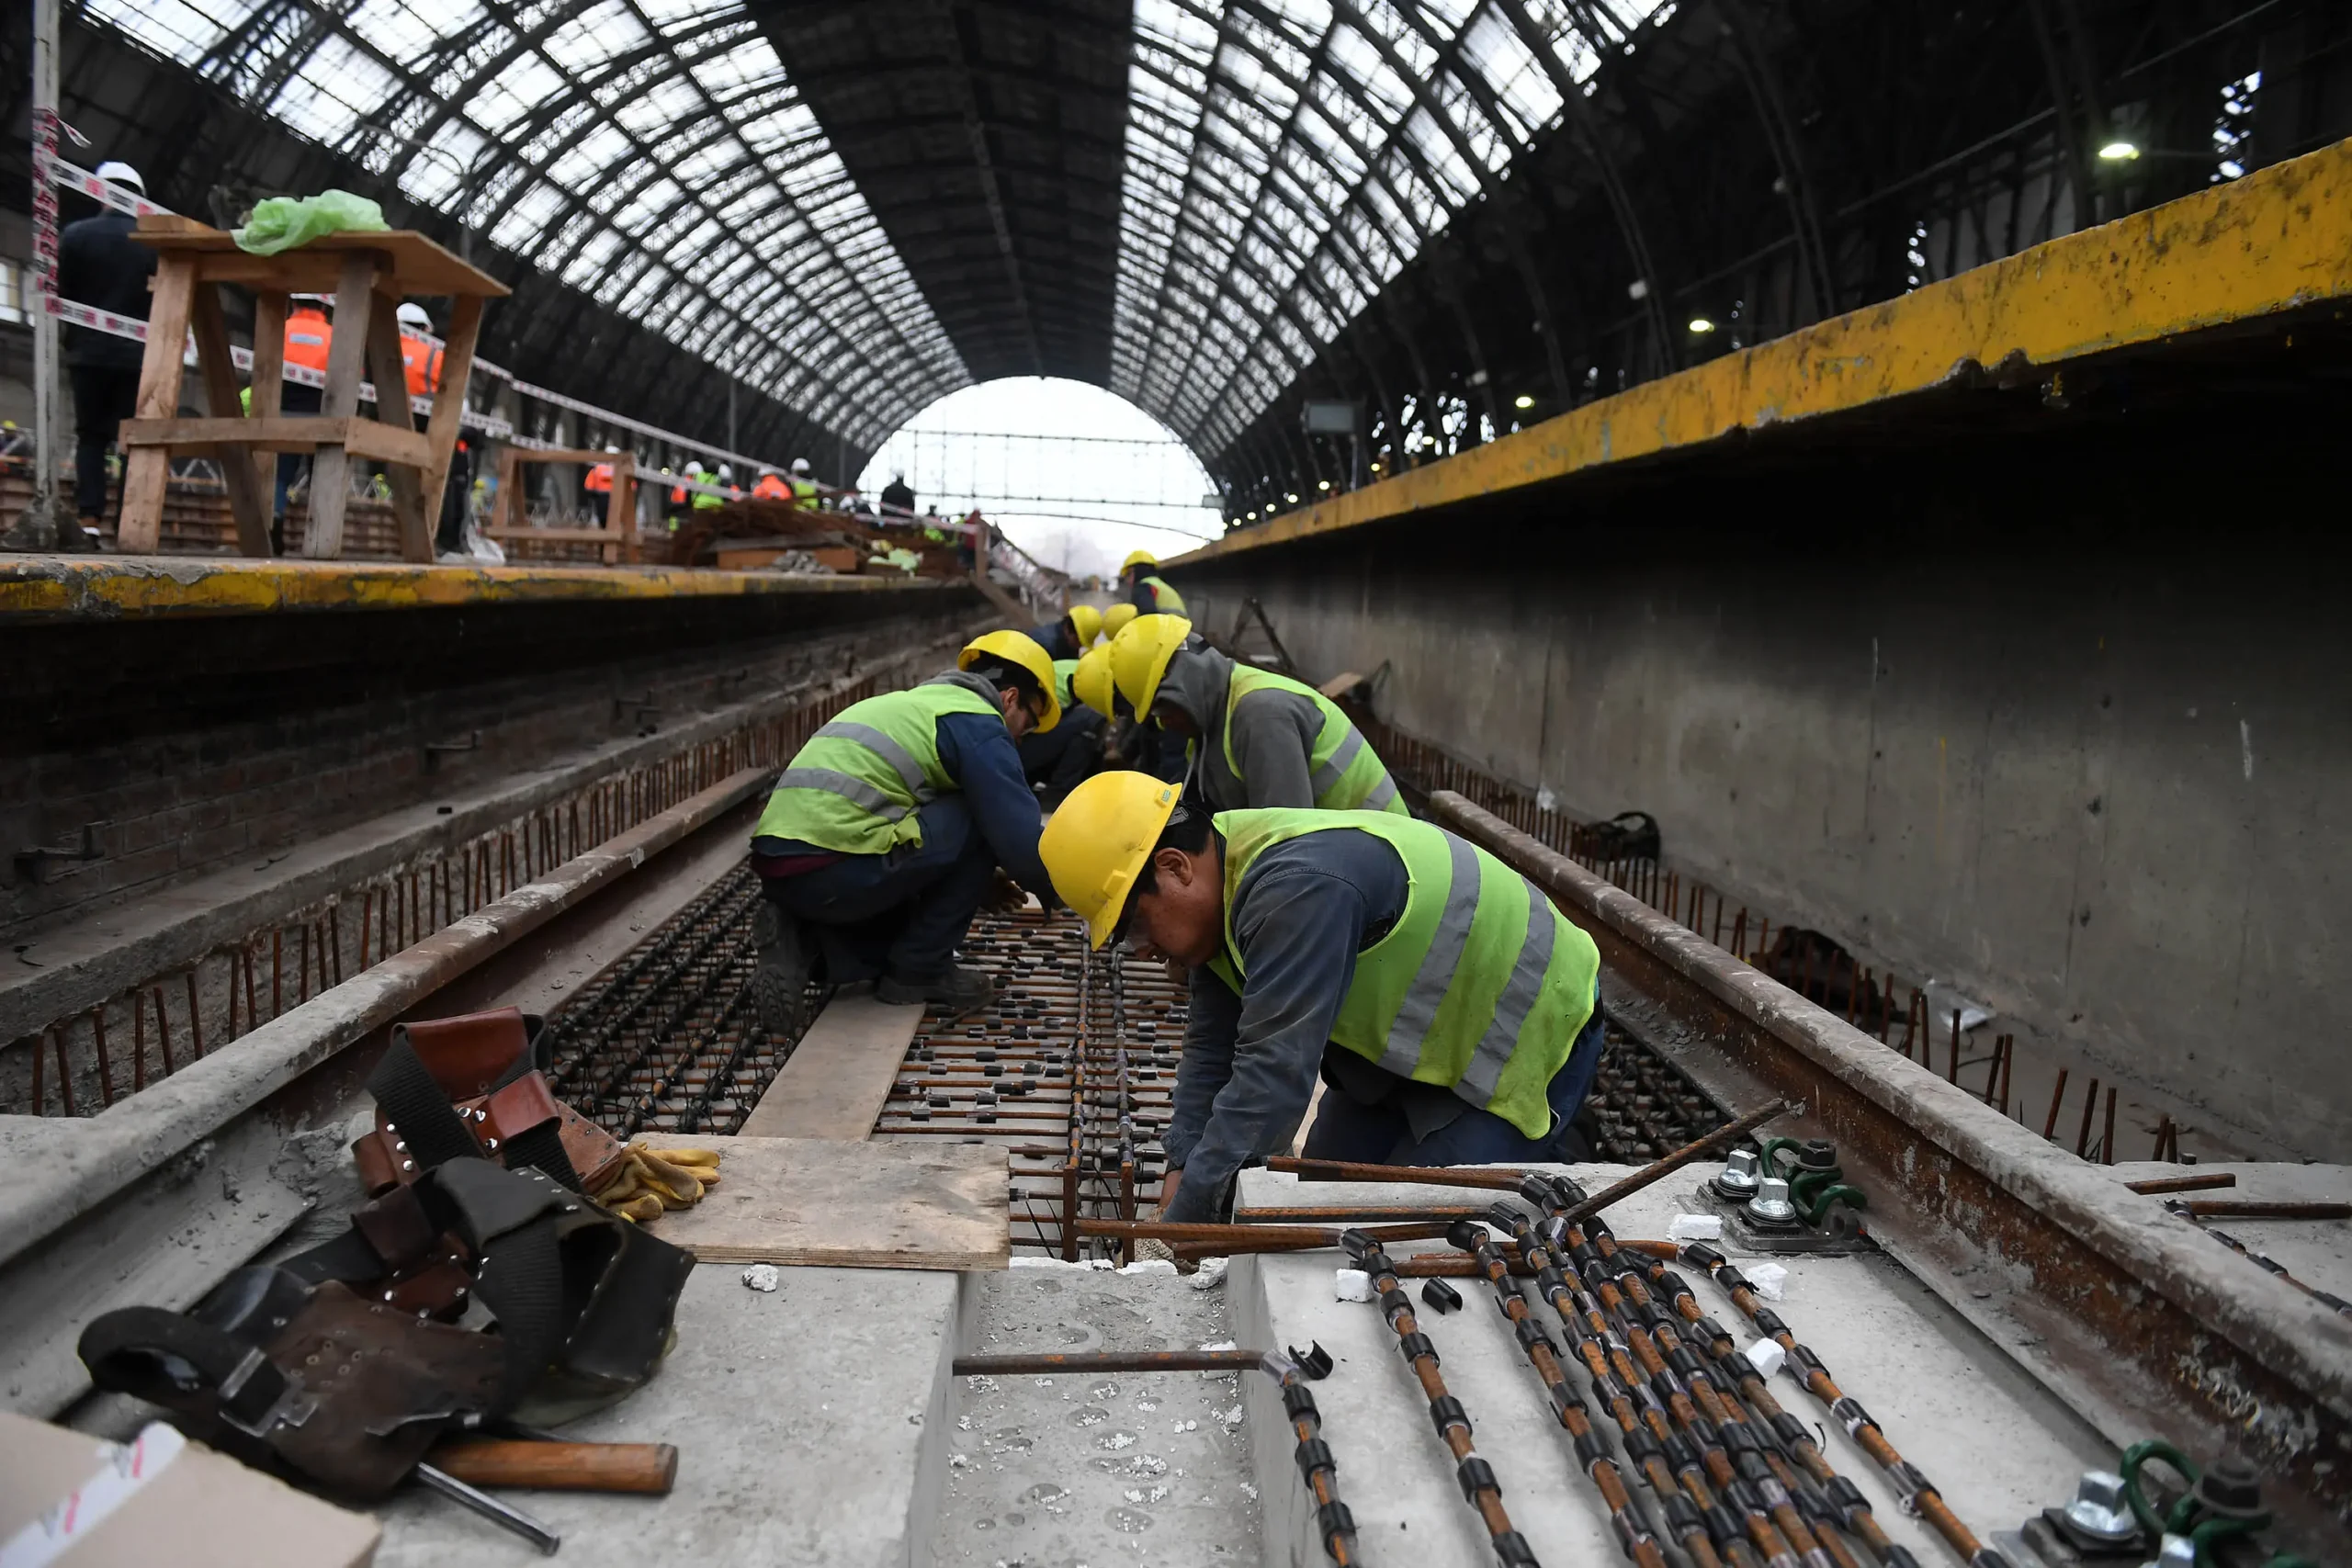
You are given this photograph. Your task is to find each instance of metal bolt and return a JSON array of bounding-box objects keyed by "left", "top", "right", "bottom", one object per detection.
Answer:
[
  {"left": 1747, "top": 1176, "right": 1798, "bottom": 1224},
  {"left": 1715, "top": 1146, "right": 1762, "bottom": 1196},
  {"left": 2152, "top": 1532, "right": 2197, "bottom": 1568},
  {"left": 2063, "top": 1471, "right": 2139, "bottom": 1543}
]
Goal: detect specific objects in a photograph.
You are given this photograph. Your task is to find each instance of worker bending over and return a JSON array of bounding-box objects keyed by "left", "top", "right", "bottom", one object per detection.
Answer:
[
  {"left": 1030, "top": 603, "right": 1103, "bottom": 661},
  {"left": 1076, "top": 642, "right": 1185, "bottom": 785},
  {"left": 1020, "top": 655, "right": 1107, "bottom": 807},
  {"left": 1119, "top": 550, "right": 1187, "bottom": 615},
  {"left": 1043, "top": 773, "right": 1604, "bottom": 1223},
  {"left": 750, "top": 631, "right": 1063, "bottom": 1026},
  {"left": 1110, "top": 614, "right": 1404, "bottom": 814}
]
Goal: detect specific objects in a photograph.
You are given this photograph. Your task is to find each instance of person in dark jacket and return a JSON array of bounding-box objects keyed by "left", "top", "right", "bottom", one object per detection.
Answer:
[
  {"left": 1027, "top": 604, "right": 1102, "bottom": 661},
  {"left": 748, "top": 631, "right": 1065, "bottom": 1029},
  {"left": 54, "top": 162, "right": 158, "bottom": 547}
]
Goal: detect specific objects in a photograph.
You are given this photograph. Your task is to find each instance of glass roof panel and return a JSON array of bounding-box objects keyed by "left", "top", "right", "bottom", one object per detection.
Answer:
[
  {"left": 1115, "top": 0, "right": 1669, "bottom": 456},
  {"left": 85, "top": 0, "right": 967, "bottom": 448}
]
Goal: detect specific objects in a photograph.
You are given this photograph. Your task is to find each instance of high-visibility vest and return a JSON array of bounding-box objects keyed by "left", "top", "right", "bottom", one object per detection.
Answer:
[
  {"left": 285, "top": 308, "right": 332, "bottom": 374},
  {"left": 790, "top": 476, "right": 819, "bottom": 511},
  {"left": 1142, "top": 575, "right": 1187, "bottom": 615},
  {"left": 400, "top": 333, "right": 441, "bottom": 396},
  {"left": 752, "top": 678, "right": 1002, "bottom": 855},
  {"left": 673, "top": 466, "right": 707, "bottom": 505},
  {"left": 585, "top": 463, "right": 614, "bottom": 493},
  {"left": 1206, "top": 662, "right": 1405, "bottom": 815},
  {"left": 752, "top": 474, "right": 789, "bottom": 500},
  {"left": 1207, "top": 808, "right": 1599, "bottom": 1140},
  {"left": 1051, "top": 658, "right": 1079, "bottom": 713}
]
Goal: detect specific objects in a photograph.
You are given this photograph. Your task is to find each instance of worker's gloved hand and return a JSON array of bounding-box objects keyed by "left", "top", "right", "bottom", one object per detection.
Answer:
[
  {"left": 591, "top": 1143, "right": 721, "bottom": 1224},
  {"left": 980, "top": 869, "right": 1030, "bottom": 916}
]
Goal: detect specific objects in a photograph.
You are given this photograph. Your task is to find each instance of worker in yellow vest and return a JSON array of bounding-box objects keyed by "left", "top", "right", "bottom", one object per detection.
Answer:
[
  {"left": 1041, "top": 773, "right": 1604, "bottom": 1222},
  {"left": 1108, "top": 615, "right": 1405, "bottom": 815},
  {"left": 1119, "top": 550, "right": 1186, "bottom": 615},
  {"left": 748, "top": 631, "right": 1064, "bottom": 1028}
]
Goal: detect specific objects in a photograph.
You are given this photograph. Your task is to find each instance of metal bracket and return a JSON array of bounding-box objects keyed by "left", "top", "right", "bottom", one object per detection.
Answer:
[{"left": 14, "top": 820, "right": 107, "bottom": 884}]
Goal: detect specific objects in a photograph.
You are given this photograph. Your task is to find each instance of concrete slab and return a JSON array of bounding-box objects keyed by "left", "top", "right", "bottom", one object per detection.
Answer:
[
  {"left": 1233, "top": 1166, "right": 2111, "bottom": 1568},
  {"left": 375, "top": 1260, "right": 959, "bottom": 1568},
  {"left": 936, "top": 1263, "right": 1261, "bottom": 1566}
]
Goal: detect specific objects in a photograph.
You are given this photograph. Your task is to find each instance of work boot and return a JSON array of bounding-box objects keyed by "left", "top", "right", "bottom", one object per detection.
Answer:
[
  {"left": 751, "top": 901, "right": 815, "bottom": 1037},
  {"left": 877, "top": 964, "right": 994, "bottom": 1015}
]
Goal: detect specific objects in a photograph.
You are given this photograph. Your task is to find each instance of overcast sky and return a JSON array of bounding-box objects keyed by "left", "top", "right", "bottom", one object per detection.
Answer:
[{"left": 853, "top": 378, "right": 1223, "bottom": 581}]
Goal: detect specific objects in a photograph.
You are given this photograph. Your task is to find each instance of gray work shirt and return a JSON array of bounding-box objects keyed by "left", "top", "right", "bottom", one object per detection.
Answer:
[
  {"left": 1154, "top": 646, "right": 1326, "bottom": 813},
  {"left": 1159, "top": 827, "right": 1464, "bottom": 1223}
]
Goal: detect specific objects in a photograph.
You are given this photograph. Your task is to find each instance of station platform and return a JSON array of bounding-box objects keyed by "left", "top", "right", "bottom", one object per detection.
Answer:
[
  {"left": 0, "top": 554, "right": 958, "bottom": 622},
  {"left": 1176, "top": 134, "right": 2352, "bottom": 568}
]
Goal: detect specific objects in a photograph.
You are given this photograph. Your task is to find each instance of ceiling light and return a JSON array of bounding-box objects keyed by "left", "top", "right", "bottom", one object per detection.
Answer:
[
  {"left": 1627, "top": 279, "right": 1651, "bottom": 301},
  {"left": 1513, "top": 394, "right": 1534, "bottom": 410},
  {"left": 1285, "top": 492, "right": 1299, "bottom": 503},
  {"left": 1369, "top": 462, "right": 1382, "bottom": 471},
  {"left": 1317, "top": 479, "right": 1331, "bottom": 491},
  {"left": 2098, "top": 141, "right": 2141, "bottom": 162},
  {"left": 1246, "top": 511, "right": 1258, "bottom": 520},
  {"left": 1688, "top": 317, "right": 1716, "bottom": 334}
]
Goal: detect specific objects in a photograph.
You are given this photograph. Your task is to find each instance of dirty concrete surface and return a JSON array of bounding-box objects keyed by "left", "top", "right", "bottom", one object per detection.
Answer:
[{"left": 936, "top": 1262, "right": 1261, "bottom": 1566}]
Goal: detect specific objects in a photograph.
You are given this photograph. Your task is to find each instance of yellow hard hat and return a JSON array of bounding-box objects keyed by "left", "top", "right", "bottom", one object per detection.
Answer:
[
  {"left": 1067, "top": 603, "right": 1104, "bottom": 648},
  {"left": 1041, "top": 771, "right": 1183, "bottom": 949},
  {"left": 1101, "top": 602, "right": 1138, "bottom": 640},
  {"left": 1121, "top": 549, "right": 1158, "bottom": 574},
  {"left": 1072, "top": 643, "right": 1118, "bottom": 718},
  {"left": 959, "top": 629, "right": 1061, "bottom": 734},
  {"left": 1110, "top": 614, "right": 1193, "bottom": 721}
]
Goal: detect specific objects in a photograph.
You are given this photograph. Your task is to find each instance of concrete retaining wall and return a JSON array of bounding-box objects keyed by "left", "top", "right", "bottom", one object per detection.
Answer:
[{"left": 1171, "top": 434, "right": 2348, "bottom": 1161}]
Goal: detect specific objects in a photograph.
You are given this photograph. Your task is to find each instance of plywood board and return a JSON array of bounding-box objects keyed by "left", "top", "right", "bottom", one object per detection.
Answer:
[
  {"left": 638, "top": 1133, "right": 1007, "bottom": 1270},
  {"left": 739, "top": 991, "right": 923, "bottom": 1140}
]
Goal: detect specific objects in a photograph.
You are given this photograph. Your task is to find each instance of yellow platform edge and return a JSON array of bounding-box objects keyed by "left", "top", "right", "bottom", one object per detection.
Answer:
[
  {"left": 1174, "top": 134, "right": 2352, "bottom": 568},
  {"left": 0, "top": 557, "right": 968, "bottom": 622}
]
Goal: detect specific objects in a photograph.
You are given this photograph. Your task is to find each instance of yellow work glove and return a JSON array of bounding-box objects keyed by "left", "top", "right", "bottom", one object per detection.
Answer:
[{"left": 591, "top": 1143, "right": 722, "bottom": 1223}]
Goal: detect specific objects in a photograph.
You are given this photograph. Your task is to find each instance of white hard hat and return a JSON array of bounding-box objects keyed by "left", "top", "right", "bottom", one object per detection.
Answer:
[
  {"left": 790, "top": 457, "right": 811, "bottom": 473},
  {"left": 95, "top": 161, "right": 144, "bottom": 194},
  {"left": 604, "top": 444, "right": 620, "bottom": 454},
  {"left": 718, "top": 464, "right": 734, "bottom": 481},
  {"left": 396, "top": 301, "right": 431, "bottom": 332}
]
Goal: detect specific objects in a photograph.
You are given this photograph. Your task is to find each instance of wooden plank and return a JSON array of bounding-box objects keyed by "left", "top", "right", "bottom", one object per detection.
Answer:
[
  {"left": 303, "top": 252, "right": 381, "bottom": 559},
  {"left": 116, "top": 255, "right": 197, "bottom": 554},
  {"left": 185, "top": 283, "right": 274, "bottom": 557},
  {"left": 359, "top": 291, "right": 431, "bottom": 561},
  {"left": 481, "top": 525, "right": 632, "bottom": 543},
  {"left": 118, "top": 417, "right": 433, "bottom": 468},
  {"left": 132, "top": 220, "right": 510, "bottom": 299},
  {"left": 248, "top": 291, "right": 287, "bottom": 550},
  {"left": 417, "top": 292, "right": 481, "bottom": 561},
  {"left": 738, "top": 992, "right": 924, "bottom": 1141},
  {"left": 636, "top": 1133, "right": 1008, "bottom": 1271}
]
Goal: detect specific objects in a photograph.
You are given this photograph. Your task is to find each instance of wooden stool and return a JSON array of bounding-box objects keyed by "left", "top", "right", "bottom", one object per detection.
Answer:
[
  {"left": 483, "top": 448, "right": 639, "bottom": 563},
  {"left": 116, "top": 215, "right": 508, "bottom": 562}
]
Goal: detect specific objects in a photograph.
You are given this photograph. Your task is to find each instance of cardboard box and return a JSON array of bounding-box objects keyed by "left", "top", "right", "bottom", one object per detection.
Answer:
[{"left": 0, "top": 1410, "right": 379, "bottom": 1567}]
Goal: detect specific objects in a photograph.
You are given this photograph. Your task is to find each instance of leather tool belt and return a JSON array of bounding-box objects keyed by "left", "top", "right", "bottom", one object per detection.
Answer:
[{"left": 354, "top": 1006, "right": 627, "bottom": 1199}]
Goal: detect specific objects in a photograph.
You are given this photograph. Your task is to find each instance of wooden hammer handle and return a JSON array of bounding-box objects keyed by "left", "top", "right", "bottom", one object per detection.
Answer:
[{"left": 430, "top": 1438, "right": 679, "bottom": 1495}]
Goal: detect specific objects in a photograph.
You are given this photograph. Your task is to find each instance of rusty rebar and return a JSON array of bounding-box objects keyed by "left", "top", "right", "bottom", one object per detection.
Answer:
[{"left": 2127, "top": 1171, "right": 2233, "bottom": 1196}]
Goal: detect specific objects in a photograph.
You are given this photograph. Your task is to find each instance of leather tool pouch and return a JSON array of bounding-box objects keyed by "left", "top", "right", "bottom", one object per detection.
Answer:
[
  {"left": 81, "top": 1156, "right": 695, "bottom": 1498},
  {"left": 353, "top": 1006, "right": 626, "bottom": 1198}
]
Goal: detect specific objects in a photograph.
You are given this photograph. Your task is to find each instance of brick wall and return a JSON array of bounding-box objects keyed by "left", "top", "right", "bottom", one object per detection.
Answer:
[{"left": 2, "top": 584, "right": 986, "bottom": 937}]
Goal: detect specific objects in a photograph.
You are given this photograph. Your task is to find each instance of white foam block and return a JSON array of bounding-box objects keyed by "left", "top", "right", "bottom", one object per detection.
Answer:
[
  {"left": 1334, "top": 1269, "right": 1374, "bottom": 1302},
  {"left": 1744, "top": 1337, "right": 1788, "bottom": 1377},
  {"left": 1748, "top": 1261, "right": 1789, "bottom": 1301},
  {"left": 1668, "top": 1213, "right": 1724, "bottom": 1241}
]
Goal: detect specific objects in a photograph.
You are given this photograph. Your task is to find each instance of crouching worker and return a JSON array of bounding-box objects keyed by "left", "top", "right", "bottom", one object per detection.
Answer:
[
  {"left": 1020, "top": 656, "right": 1108, "bottom": 808},
  {"left": 1041, "top": 773, "right": 1604, "bottom": 1224},
  {"left": 1109, "top": 614, "right": 1404, "bottom": 815},
  {"left": 751, "top": 631, "right": 1063, "bottom": 1030}
]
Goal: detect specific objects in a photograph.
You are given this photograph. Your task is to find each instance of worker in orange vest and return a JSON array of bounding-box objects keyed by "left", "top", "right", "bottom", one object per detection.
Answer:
[
  {"left": 396, "top": 302, "right": 442, "bottom": 397},
  {"left": 268, "top": 299, "right": 335, "bottom": 552},
  {"left": 752, "top": 468, "right": 790, "bottom": 500},
  {"left": 585, "top": 445, "right": 619, "bottom": 515}
]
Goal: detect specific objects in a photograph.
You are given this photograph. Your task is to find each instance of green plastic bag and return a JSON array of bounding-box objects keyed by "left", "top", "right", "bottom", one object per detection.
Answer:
[{"left": 234, "top": 189, "right": 390, "bottom": 255}]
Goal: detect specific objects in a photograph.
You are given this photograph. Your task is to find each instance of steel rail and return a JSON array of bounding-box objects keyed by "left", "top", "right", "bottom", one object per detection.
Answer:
[{"left": 1422, "top": 789, "right": 2352, "bottom": 1548}]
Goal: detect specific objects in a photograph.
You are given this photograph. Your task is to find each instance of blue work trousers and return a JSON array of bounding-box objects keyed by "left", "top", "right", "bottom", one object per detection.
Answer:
[
  {"left": 1301, "top": 1002, "right": 1606, "bottom": 1167},
  {"left": 759, "top": 795, "right": 996, "bottom": 984}
]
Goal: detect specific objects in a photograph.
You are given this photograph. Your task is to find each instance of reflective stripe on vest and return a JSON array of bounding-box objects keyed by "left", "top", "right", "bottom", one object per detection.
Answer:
[
  {"left": 752, "top": 682, "right": 999, "bottom": 854},
  {"left": 1221, "top": 663, "right": 1407, "bottom": 815},
  {"left": 1207, "top": 808, "right": 1599, "bottom": 1139}
]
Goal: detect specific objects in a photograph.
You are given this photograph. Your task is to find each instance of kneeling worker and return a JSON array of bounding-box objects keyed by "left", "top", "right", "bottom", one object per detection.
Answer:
[
  {"left": 1029, "top": 602, "right": 1103, "bottom": 661},
  {"left": 1019, "top": 653, "right": 1107, "bottom": 807},
  {"left": 1110, "top": 614, "right": 1404, "bottom": 814},
  {"left": 1041, "top": 773, "right": 1604, "bottom": 1223},
  {"left": 751, "top": 631, "right": 1063, "bottom": 1027}
]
